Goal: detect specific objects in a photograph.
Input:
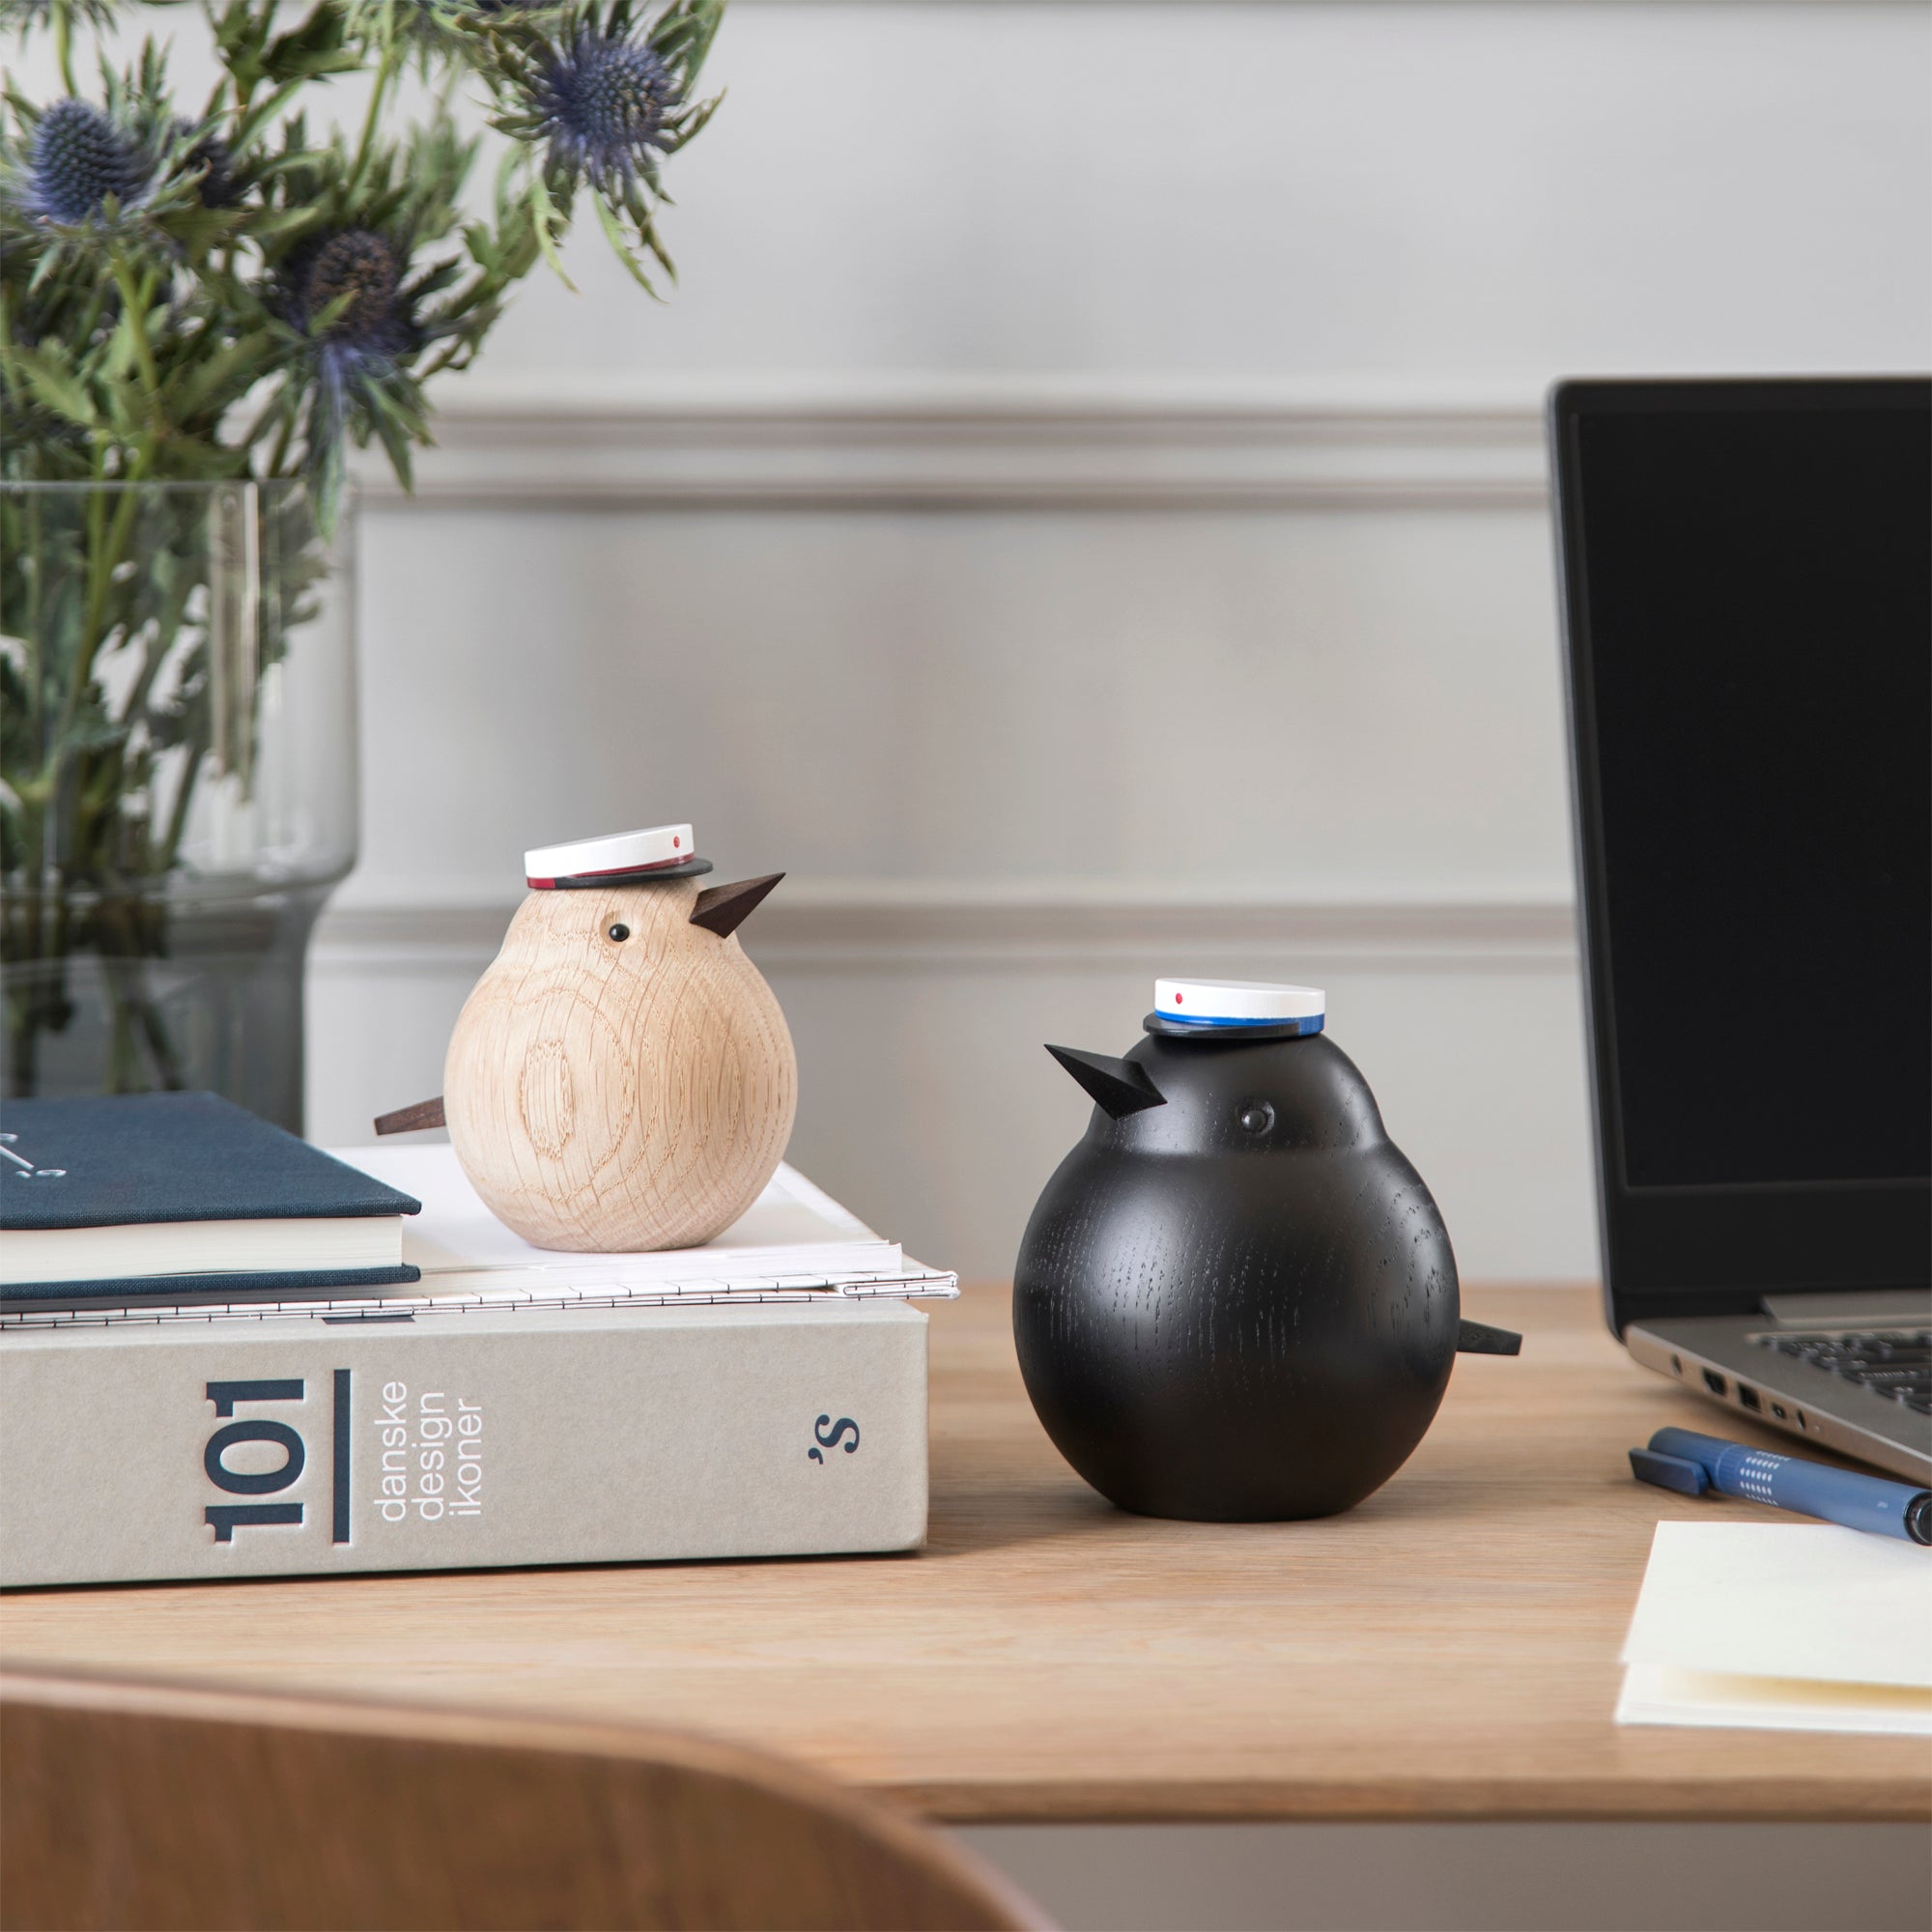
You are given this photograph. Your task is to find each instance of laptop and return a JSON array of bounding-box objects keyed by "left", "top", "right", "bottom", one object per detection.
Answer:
[{"left": 1550, "top": 377, "right": 1932, "bottom": 1483}]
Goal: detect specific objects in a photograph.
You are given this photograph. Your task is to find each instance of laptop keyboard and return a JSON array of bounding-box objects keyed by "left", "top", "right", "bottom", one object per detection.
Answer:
[{"left": 1755, "top": 1329, "right": 1932, "bottom": 1415}]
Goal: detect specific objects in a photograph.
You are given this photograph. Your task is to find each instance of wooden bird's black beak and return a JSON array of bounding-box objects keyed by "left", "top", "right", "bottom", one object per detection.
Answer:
[
  {"left": 375, "top": 1096, "right": 445, "bottom": 1135},
  {"left": 690, "top": 873, "right": 784, "bottom": 939},
  {"left": 1045, "top": 1045, "right": 1167, "bottom": 1119}
]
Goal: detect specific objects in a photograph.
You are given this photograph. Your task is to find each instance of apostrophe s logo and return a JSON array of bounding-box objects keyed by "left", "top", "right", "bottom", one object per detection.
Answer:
[{"left": 807, "top": 1414, "right": 860, "bottom": 1463}]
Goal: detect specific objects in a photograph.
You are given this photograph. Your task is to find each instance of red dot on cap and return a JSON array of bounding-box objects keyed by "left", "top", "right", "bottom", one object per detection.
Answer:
[
  {"left": 672, "top": 836, "right": 681, "bottom": 848},
  {"left": 1174, "top": 992, "right": 1183, "bottom": 1005}
]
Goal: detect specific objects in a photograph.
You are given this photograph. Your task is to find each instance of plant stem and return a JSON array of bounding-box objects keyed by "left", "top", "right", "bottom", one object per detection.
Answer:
[
  {"left": 159, "top": 742, "right": 206, "bottom": 867},
  {"left": 53, "top": 7, "right": 75, "bottom": 92},
  {"left": 266, "top": 407, "right": 297, "bottom": 477},
  {"left": 110, "top": 253, "right": 164, "bottom": 422},
  {"left": 68, "top": 479, "right": 140, "bottom": 740},
  {"left": 352, "top": 45, "right": 401, "bottom": 187}
]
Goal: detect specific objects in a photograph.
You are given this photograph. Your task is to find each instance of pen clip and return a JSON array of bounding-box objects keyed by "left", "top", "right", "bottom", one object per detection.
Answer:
[{"left": 1628, "top": 1447, "right": 1711, "bottom": 1497}]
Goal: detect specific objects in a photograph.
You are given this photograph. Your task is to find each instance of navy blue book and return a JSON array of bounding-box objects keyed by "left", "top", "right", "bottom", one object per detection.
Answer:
[{"left": 0, "top": 1093, "right": 421, "bottom": 1306}]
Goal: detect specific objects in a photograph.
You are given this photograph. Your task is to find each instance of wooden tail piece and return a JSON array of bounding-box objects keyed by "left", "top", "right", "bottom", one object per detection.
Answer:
[
  {"left": 690, "top": 873, "right": 784, "bottom": 940},
  {"left": 374, "top": 1097, "right": 446, "bottom": 1135},
  {"left": 1456, "top": 1319, "right": 1522, "bottom": 1356}
]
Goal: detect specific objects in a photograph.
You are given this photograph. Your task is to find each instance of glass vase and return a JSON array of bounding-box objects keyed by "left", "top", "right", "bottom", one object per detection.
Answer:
[{"left": 1, "top": 479, "right": 357, "bottom": 1132}]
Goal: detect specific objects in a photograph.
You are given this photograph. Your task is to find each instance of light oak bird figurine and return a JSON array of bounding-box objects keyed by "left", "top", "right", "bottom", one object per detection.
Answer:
[{"left": 376, "top": 824, "right": 795, "bottom": 1252}]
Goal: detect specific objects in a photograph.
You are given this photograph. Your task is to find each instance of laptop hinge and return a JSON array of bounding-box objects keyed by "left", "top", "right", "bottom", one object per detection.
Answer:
[{"left": 1759, "top": 1289, "right": 1932, "bottom": 1328}]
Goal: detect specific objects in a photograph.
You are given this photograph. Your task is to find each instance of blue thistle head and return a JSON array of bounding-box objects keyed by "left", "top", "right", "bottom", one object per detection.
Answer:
[
  {"left": 175, "top": 123, "right": 240, "bottom": 210},
  {"left": 280, "top": 229, "right": 415, "bottom": 362},
  {"left": 19, "top": 99, "right": 152, "bottom": 225},
  {"left": 273, "top": 229, "right": 419, "bottom": 487},
  {"left": 528, "top": 32, "right": 680, "bottom": 191}
]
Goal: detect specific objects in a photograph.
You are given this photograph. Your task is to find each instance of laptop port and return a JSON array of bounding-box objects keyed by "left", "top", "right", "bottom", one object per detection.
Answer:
[
  {"left": 1702, "top": 1368, "right": 1727, "bottom": 1397},
  {"left": 1669, "top": 1354, "right": 1682, "bottom": 1375},
  {"left": 1770, "top": 1401, "right": 1788, "bottom": 1420},
  {"left": 1737, "top": 1383, "right": 1761, "bottom": 1411}
]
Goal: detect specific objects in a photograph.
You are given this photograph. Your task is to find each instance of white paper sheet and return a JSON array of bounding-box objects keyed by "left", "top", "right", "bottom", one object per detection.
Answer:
[
  {"left": 333, "top": 1143, "right": 901, "bottom": 1283},
  {"left": 1617, "top": 1520, "right": 1932, "bottom": 1736},
  {"left": 1617, "top": 1662, "right": 1932, "bottom": 1735},
  {"left": 0, "top": 1148, "right": 957, "bottom": 1330}
]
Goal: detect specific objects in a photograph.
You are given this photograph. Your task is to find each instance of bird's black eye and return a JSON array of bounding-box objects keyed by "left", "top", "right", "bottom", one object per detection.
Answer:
[
  {"left": 1238, "top": 1101, "right": 1275, "bottom": 1137},
  {"left": 607, "top": 923, "right": 630, "bottom": 943}
]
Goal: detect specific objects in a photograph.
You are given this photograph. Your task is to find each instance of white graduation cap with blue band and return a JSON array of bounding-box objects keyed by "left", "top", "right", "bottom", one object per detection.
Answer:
[{"left": 1152, "top": 978, "right": 1326, "bottom": 1036}]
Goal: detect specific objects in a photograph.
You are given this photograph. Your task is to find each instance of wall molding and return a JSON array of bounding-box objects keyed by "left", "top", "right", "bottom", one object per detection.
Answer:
[
  {"left": 359, "top": 382, "right": 1548, "bottom": 511},
  {"left": 314, "top": 891, "right": 1577, "bottom": 977}
]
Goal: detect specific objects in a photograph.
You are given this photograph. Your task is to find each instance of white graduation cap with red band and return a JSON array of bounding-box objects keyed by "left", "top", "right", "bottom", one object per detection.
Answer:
[{"left": 525, "top": 824, "right": 704, "bottom": 889}]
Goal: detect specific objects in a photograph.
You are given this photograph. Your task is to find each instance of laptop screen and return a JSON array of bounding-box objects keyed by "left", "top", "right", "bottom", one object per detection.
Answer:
[{"left": 1553, "top": 380, "right": 1932, "bottom": 1317}]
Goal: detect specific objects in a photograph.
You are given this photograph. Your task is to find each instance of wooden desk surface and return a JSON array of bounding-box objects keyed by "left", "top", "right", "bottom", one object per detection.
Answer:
[{"left": 4, "top": 1286, "right": 1927, "bottom": 1823}]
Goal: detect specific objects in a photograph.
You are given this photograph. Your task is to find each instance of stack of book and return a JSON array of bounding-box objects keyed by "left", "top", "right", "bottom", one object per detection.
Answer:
[{"left": 0, "top": 1094, "right": 955, "bottom": 1587}]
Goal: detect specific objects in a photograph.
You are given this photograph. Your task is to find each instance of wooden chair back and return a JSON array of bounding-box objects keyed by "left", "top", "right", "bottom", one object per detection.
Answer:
[{"left": 0, "top": 1664, "right": 1047, "bottom": 1932}]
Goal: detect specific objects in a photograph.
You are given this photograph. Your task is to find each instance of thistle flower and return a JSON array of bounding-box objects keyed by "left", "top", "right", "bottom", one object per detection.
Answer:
[
  {"left": 271, "top": 228, "right": 421, "bottom": 489},
  {"left": 16, "top": 98, "right": 151, "bottom": 225},
  {"left": 272, "top": 222, "right": 420, "bottom": 466},
  {"left": 176, "top": 126, "right": 240, "bottom": 211},
  {"left": 0, "top": 0, "right": 120, "bottom": 37},
  {"left": 526, "top": 30, "right": 680, "bottom": 191},
  {"left": 280, "top": 228, "right": 415, "bottom": 361}
]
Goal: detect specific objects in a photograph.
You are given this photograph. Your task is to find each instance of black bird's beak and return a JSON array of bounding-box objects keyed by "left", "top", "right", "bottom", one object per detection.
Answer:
[{"left": 1045, "top": 1045, "right": 1167, "bottom": 1119}]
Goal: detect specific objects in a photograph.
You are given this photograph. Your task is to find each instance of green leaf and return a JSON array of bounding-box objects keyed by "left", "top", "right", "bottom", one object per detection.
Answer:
[
  {"left": 169, "top": 328, "right": 278, "bottom": 422},
  {"left": 16, "top": 354, "right": 98, "bottom": 428},
  {"left": 526, "top": 164, "right": 577, "bottom": 292},
  {"left": 591, "top": 192, "right": 661, "bottom": 296}
]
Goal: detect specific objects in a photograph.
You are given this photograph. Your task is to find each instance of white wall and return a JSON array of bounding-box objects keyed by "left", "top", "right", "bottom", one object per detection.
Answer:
[{"left": 305, "top": 2, "right": 1932, "bottom": 1281}]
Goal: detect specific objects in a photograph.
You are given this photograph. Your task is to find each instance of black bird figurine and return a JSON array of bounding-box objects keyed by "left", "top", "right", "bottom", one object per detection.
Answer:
[{"left": 1013, "top": 978, "right": 1519, "bottom": 1521}]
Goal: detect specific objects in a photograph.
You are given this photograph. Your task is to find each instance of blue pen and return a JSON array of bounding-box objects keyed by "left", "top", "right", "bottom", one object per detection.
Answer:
[{"left": 1630, "top": 1427, "right": 1932, "bottom": 1546}]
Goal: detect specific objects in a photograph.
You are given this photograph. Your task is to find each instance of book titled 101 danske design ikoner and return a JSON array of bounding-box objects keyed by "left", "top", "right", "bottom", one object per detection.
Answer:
[{"left": 0, "top": 1299, "right": 928, "bottom": 1587}]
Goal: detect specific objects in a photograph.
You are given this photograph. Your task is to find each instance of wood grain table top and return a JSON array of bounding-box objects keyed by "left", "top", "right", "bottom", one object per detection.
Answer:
[{"left": 4, "top": 1285, "right": 1928, "bottom": 1823}]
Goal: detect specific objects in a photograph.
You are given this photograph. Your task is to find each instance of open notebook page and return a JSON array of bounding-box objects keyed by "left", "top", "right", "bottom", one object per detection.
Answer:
[{"left": 332, "top": 1143, "right": 901, "bottom": 1285}]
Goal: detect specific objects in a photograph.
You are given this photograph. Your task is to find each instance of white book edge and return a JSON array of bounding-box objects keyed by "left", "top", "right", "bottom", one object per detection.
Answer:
[
  {"left": 1615, "top": 1662, "right": 1932, "bottom": 1736},
  {"left": 0, "top": 1263, "right": 960, "bottom": 1330},
  {"left": 1, "top": 1215, "right": 404, "bottom": 1286}
]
